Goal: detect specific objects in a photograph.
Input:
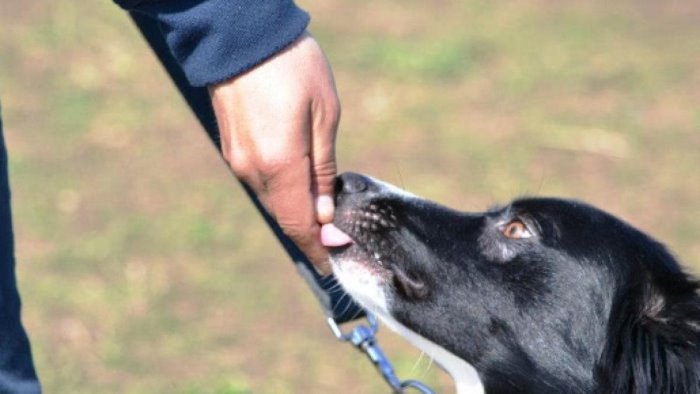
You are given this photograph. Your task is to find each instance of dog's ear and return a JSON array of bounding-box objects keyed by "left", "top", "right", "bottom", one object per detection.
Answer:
[{"left": 595, "top": 275, "right": 700, "bottom": 393}]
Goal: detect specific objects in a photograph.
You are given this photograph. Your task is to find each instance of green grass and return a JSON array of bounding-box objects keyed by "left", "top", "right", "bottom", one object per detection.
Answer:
[{"left": 1, "top": 1, "right": 699, "bottom": 393}]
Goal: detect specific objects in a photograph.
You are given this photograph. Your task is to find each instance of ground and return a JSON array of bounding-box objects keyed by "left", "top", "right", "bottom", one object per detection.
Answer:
[{"left": 0, "top": 1, "right": 699, "bottom": 392}]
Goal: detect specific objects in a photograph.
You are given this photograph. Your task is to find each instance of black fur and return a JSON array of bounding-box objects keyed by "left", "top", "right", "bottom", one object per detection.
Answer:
[{"left": 330, "top": 173, "right": 700, "bottom": 394}]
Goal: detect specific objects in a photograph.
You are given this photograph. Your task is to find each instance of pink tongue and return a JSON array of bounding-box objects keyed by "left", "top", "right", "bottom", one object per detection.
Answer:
[{"left": 321, "top": 223, "right": 354, "bottom": 247}]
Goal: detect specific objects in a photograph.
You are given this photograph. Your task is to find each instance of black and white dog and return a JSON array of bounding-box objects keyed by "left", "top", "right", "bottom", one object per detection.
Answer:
[{"left": 321, "top": 172, "right": 700, "bottom": 394}]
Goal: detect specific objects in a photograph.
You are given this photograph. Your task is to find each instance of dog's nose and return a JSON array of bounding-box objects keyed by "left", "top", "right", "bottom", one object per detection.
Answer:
[{"left": 335, "top": 172, "right": 369, "bottom": 195}]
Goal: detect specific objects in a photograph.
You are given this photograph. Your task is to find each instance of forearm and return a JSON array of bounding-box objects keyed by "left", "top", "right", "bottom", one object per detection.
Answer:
[{"left": 113, "top": 0, "right": 310, "bottom": 87}]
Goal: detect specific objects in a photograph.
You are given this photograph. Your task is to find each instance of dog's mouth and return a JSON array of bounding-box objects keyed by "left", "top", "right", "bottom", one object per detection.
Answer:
[
  {"left": 320, "top": 223, "right": 354, "bottom": 248},
  {"left": 323, "top": 192, "right": 432, "bottom": 305},
  {"left": 322, "top": 200, "right": 399, "bottom": 266},
  {"left": 321, "top": 200, "right": 402, "bottom": 314}
]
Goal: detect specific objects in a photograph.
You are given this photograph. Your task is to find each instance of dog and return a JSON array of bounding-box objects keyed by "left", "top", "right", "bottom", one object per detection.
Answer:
[{"left": 321, "top": 172, "right": 700, "bottom": 394}]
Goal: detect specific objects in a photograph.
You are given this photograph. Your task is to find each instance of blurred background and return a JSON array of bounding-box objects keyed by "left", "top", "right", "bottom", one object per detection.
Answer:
[{"left": 1, "top": 0, "right": 699, "bottom": 392}]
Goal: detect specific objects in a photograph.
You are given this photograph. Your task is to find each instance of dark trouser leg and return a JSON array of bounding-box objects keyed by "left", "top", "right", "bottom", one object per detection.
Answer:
[{"left": 0, "top": 104, "right": 41, "bottom": 393}]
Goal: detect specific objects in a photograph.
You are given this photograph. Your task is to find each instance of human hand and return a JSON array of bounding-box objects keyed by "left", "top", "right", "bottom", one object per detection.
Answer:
[{"left": 209, "top": 32, "right": 340, "bottom": 274}]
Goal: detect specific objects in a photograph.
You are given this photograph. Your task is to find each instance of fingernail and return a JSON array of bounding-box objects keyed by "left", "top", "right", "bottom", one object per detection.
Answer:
[{"left": 316, "top": 195, "right": 335, "bottom": 223}]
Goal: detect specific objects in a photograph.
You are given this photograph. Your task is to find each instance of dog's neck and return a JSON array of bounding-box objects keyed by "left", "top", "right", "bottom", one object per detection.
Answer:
[{"left": 375, "top": 310, "right": 485, "bottom": 394}]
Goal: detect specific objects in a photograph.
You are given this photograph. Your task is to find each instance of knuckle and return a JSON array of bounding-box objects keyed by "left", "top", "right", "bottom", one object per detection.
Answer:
[
  {"left": 333, "top": 106, "right": 341, "bottom": 126},
  {"left": 331, "top": 97, "right": 341, "bottom": 121},
  {"left": 326, "top": 87, "right": 341, "bottom": 116},
  {"left": 326, "top": 112, "right": 340, "bottom": 131},
  {"left": 313, "top": 164, "right": 337, "bottom": 187},
  {"left": 228, "top": 155, "right": 255, "bottom": 180},
  {"left": 313, "top": 159, "right": 336, "bottom": 175},
  {"left": 312, "top": 97, "right": 341, "bottom": 131},
  {"left": 231, "top": 143, "right": 294, "bottom": 182},
  {"left": 256, "top": 156, "right": 289, "bottom": 181}
]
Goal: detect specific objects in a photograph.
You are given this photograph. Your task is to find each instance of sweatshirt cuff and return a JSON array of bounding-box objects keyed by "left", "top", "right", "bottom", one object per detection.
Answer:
[{"left": 117, "top": 0, "right": 310, "bottom": 87}]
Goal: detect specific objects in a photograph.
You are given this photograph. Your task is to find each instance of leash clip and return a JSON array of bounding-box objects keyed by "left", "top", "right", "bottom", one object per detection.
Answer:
[{"left": 328, "top": 314, "right": 436, "bottom": 394}]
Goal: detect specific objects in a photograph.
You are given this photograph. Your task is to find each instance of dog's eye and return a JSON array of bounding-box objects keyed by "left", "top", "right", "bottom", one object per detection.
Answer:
[{"left": 501, "top": 219, "right": 532, "bottom": 240}]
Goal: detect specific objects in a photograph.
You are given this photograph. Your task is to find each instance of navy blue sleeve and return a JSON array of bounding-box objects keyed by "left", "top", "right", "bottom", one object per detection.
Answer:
[{"left": 114, "top": 0, "right": 310, "bottom": 87}]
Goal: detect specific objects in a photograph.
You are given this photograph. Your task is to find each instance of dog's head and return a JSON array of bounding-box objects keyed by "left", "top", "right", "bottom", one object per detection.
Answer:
[{"left": 326, "top": 172, "right": 700, "bottom": 394}]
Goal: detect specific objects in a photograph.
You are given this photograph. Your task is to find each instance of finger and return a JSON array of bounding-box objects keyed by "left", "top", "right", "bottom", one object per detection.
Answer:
[
  {"left": 310, "top": 98, "right": 340, "bottom": 224},
  {"left": 256, "top": 151, "right": 332, "bottom": 274}
]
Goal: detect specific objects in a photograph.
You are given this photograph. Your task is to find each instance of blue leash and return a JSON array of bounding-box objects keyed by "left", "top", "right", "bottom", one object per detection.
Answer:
[
  {"left": 328, "top": 314, "right": 436, "bottom": 393},
  {"left": 129, "top": 12, "right": 435, "bottom": 393}
]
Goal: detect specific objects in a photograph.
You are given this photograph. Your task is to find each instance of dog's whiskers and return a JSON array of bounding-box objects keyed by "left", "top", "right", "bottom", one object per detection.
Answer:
[{"left": 411, "top": 351, "right": 426, "bottom": 373}]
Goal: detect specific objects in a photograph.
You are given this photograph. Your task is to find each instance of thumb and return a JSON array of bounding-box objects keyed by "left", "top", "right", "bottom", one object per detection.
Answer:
[{"left": 311, "top": 103, "right": 339, "bottom": 224}]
